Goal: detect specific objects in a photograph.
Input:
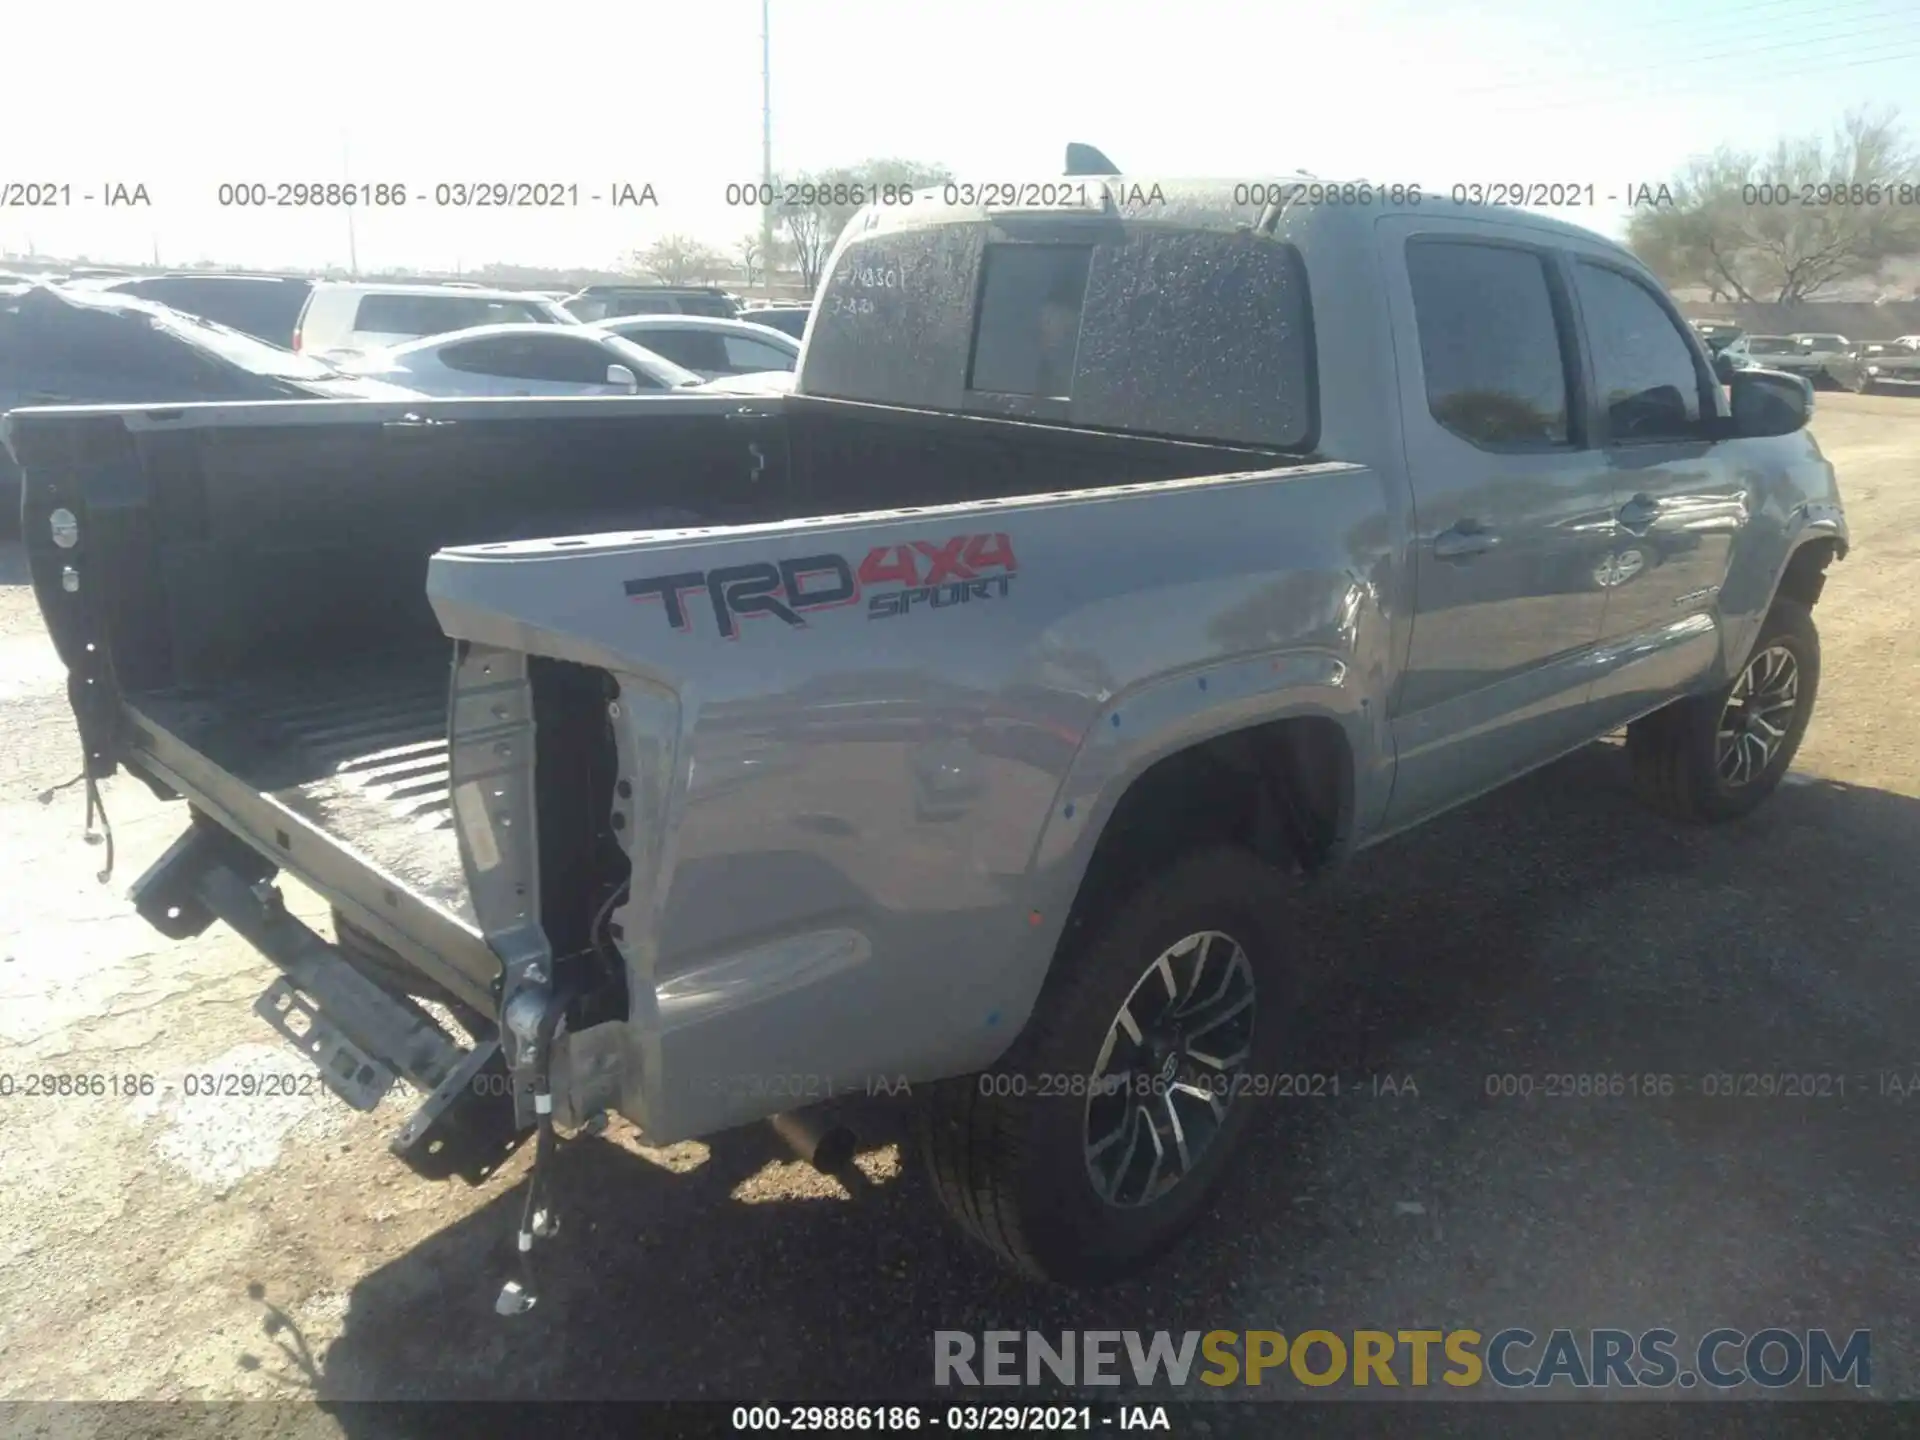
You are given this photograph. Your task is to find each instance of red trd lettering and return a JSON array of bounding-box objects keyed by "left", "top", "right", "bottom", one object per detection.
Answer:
[
  {"left": 858, "top": 545, "right": 921, "bottom": 586},
  {"left": 912, "top": 536, "right": 977, "bottom": 585},
  {"left": 964, "top": 532, "right": 1018, "bottom": 574}
]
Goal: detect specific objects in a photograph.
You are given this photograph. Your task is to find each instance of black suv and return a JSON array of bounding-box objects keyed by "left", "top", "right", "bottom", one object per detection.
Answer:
[
  {"left": 560, "top": 285, "right": 740, "bottom": 322},
  {"left": 88, "top": 273, "right": 315, "bottom": 348}
]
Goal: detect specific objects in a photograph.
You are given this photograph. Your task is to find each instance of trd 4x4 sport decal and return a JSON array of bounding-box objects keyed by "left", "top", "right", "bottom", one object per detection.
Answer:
[{"left": 624, "top": 531, "right": 1018, "bottom": 639}]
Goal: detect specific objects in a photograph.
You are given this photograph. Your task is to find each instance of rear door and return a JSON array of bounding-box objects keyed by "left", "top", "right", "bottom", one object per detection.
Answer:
[
  {"left": 1377, "top": 222, "right": 1619, "bottom": 831},
  {"left": 1566, "top": 256, "right": 1748, "bottom": 723}
]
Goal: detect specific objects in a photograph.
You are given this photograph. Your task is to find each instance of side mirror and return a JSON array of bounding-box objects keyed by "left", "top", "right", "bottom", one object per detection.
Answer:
[
  {"left": 605, "top": 363, "right": 639, "bottom": 394},
  {"left": 1727, "top": 368, "right": 1813, "bottom": 437},
  {"left": 1711, "top": 352, "right": 1738, "bottom": 384}
]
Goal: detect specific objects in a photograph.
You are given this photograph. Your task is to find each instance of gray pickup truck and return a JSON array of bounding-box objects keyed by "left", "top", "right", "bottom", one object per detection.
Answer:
[{"left": 7, "top": 177, "right": 1849, "bottom": 1291}]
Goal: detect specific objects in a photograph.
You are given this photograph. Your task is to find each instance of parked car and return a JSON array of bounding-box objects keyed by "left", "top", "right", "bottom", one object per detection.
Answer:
[
  {"left": 293, "top": 282, "right": 576, "bottom": 363},
  {"left": 692, "top": 370, "right": 796, "bottom": 396},
  {"left": 343, "top": 322, "right": 702, "bottom": 396},
  {"left": 8, "top": 176, "right": 1846, "bottom": 1291},
  {"left": 78, "top": 273, "right": 314, "bottom": 348},
  {"left": 1689, "top": 318, "right": 1744, "bottom": 354},
  {"left": 1778, "top": 333, "right": 1853, "bottom": 387},
  {"left": 1718, "top": 333, "right": 1800, "bottom": 370},
  {"left": 559, "top": 285, "right": 739, "bottom": 322},
  {"left": 1826, "top": 337, "right": 1920, "bottom": 394},
  {"left": 587, "top": 315, "right": 800, "bottom": 379},
  {"left": 0, "top": 283, "right": 418, "bottom": 535},
  {"left": 740, "top": 303, "right": 812, "bottom": 339}
]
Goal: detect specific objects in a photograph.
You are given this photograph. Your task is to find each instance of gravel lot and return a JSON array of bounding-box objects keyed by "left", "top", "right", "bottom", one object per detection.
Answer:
[{"left": 0, "top": 394, "right": 1915, "bottom": 1418}]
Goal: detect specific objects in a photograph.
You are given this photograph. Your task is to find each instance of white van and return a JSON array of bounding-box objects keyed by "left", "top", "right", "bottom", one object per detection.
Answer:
[{"left": 292, "top": 282, "right": 575, "bottom": 362}]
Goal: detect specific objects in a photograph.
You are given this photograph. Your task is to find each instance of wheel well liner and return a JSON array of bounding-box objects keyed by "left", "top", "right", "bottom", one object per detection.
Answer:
[
  {"left": 1059, "top": 715, "right": 1351, "bottom": 949},
  {"left": 1776, "top": 536, "right": 1843, "bottom": 610}
]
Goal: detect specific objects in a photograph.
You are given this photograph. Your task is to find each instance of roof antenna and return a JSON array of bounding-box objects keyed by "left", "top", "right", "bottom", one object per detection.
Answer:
[{"left": 1064, "top": 143, "right": 1120, "bottom": 177}]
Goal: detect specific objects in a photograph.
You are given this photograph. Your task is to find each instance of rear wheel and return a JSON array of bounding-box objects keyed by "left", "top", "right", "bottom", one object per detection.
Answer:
[
  {"left": 917, "top": 848, "right": 1295, "bottom": 1285},
  {"left": 1627, "top": 601, "right": 1819, "bottom": 823}
]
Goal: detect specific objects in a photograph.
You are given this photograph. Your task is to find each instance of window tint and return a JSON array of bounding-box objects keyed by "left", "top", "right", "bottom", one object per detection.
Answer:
[
  {"left": 439, "top": 336, "right": 609, "bottom": 383},
  {"left": 436, "top": 339, "right": 517, "bottom": 376},
  {"left": 721, "top": 334, "right": 797, "bottom": 372},
  {"left": 1572, "top": 262, "right": 1704, "bottom": 441},
  {"left": 1406, "top": 241, "right": 1570, "bottom": 447},
  {"left": 607, "top": 295, "right": 674, "bottom": 316},
  {"left": 630, "top": 329, "right": 727, "bottom": 372},
  {"left": 514, "top": 336, "right": 615, "bottom": 384},
  {"left": 968, "top": 244, "right": 1092, "bottom": 398},
  {"left": 352, "top": 294, "right": 552, "bottom": 338}
]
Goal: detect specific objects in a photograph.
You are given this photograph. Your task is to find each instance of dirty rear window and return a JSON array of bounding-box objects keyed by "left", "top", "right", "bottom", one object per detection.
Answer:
[{"left": 803, "top": 220, "right": 1317, "bottom": 450}]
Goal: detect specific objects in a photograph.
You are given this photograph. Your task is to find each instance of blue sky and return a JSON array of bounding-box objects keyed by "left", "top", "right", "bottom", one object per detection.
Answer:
[{"left": 2, "top": 0, "right": 1916, "bottom": 272}]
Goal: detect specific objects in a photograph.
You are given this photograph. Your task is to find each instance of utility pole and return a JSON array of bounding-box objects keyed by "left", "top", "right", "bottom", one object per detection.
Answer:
[
  {"left": 343, "top": 132, "right": 360, "bottom": 278},
  {"left": 760, "top": 0, "right": 774, "bottom": 298}
]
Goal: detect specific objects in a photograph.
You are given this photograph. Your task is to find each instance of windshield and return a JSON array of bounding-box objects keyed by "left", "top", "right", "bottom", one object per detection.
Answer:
[
  {"left": 143, "top": 307, "right": 345, "bottom": 378},
  {"left": 1747, "top": 337, "right": 1797, "bottom": 354},
  {"left": 601, "top": 333, "right": 703, "bottom": 388}
]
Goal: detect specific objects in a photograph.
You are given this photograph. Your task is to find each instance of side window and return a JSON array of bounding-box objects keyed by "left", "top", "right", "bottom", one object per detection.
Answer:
[
  {"left": 1572, "top": 262, "right": 1707, "bottom": 442},
  {"left": 438, "top": 338, "right": 518, "bottom": 376},
  {"left": 514, "top": 335, "right": 617, "bottom": 384},
  {"left": 612, "top": 295, "right": 673, "bottom": 315},
  {"left": 721, "top": 334, "right": 797, "bottom": 372},
  {"left": 1406, "top": 240, "right": 1571, "bottom": 448},
  {"left": 636, "top": 330, "right": 727, "bottom": 372}
]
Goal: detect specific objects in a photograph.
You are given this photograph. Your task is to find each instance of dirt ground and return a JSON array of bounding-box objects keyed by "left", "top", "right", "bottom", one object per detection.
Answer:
[{"left": 1, "top": 395, "right": 1916, "bottom": 1419}]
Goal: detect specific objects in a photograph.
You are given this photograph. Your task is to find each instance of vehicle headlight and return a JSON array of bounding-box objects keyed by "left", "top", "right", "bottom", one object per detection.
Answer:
[{"left": 1867, "top": 365, "right": 1881, "bottom": 375}]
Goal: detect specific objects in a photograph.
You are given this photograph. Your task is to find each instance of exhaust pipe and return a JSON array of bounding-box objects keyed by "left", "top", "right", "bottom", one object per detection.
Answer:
[{"left": 769, "top": 1109, "right": 857, "bottom": 1173}]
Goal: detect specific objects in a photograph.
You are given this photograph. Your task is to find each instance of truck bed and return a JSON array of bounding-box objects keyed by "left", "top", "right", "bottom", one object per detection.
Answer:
[
  {"left": 13, "top": 394, "right": 1293, "bottom": 1015},
  {"left": 127, "top": 653, "right": 471, "bottom": 926}
]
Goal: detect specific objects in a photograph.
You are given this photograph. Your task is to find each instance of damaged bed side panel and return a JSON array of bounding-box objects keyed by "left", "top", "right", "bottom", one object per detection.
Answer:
[{"left": 430, "top": 463, "right": 1391, "bottom": 1145}]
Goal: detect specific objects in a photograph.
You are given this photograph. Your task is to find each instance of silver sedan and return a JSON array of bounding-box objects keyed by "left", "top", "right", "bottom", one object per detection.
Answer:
[
  {"left": 345, "top": 322, "right": 701, "bottom": 396},
  {"left": 585, "top": 314, "right": 801, "bottom": 380}
]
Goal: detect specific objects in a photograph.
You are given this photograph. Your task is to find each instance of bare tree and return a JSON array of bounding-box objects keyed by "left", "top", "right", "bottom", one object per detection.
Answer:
[
  {"left": 1628, "top": 108, "right": 1920, "bottom": 302},
  {"left": 634, "top": 234, "right": 728, "bottom": 285},
  {"left": 736, "top": 233, "right": 764, "bottom": 289},
  {"left": 776, "top": 158, "right": 952, "bottom": 294}
]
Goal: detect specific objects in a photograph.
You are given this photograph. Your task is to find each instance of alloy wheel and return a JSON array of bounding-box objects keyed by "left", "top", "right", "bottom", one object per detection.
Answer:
[{"left": 1083, "top": 929, "right": 1257, "bottom": 1208}]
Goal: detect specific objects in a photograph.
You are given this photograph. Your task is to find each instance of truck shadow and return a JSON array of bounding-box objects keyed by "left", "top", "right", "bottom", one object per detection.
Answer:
[{"left": 308, "top": 740, "right": 1920, "bottom": 1409}]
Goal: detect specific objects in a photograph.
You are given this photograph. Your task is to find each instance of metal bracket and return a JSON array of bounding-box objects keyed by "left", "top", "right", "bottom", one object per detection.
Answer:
[
  {"left": 254, "top": 980, "right": 396, "bottom": 1111},
  {"left": 389, "top": 1037, "right": 528, "bottom": 1185}
]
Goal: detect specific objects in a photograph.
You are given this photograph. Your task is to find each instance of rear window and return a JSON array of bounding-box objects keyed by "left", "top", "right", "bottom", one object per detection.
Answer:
[
  {"left": 804, "top": 222, "right": 1316, "bottom": 450},
  {"left": 673, "top": 293, "right": 737, "bottom": 318},
  {"left": 968, "top": 245, "right": 1092, "bottom": 398},
  {"left": 351, "top": 294, "right": 555, "bottom": 337}
]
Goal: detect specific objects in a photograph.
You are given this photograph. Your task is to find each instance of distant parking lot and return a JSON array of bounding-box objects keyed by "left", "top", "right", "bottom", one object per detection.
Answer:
[{"left": 0, "top": 393, "right": 1916, "bottom": 1411}]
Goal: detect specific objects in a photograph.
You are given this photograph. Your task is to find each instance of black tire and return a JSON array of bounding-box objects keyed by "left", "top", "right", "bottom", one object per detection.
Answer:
[
  {"left": 917, "top": 847, "right": 1298, "bottom": 1285},
  {"left": 1626, "top": 601, "right": 1820, "bottom": 823}
]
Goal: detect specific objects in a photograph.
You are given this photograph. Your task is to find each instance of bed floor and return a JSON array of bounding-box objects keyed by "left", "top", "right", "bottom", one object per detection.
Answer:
[{"left": 129, "top": 652, "right": 474, "bottom": 927}]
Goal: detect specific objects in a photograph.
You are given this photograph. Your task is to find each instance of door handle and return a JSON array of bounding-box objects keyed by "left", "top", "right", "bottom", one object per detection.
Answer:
[
  {"left": 1433, "top": 522, "right": 1500, "bottom": 560},
  {"left": 1617, "top": 494, "right": 1660, "bottom": 529}
]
